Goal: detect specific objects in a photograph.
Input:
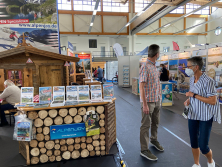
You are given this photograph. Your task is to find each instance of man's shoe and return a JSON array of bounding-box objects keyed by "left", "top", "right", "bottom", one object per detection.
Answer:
[
  {"left": 140, "top": 150, "right": 158, "bottom": 161},
  {"left": 150, "top": 141, "right": 164, "bottom": 151},
  {"left": 208, "top": 160, "right": 215, "bottom": 167},
  {"left": 192, "top": 164, "right": 201, "bottom": 167}
]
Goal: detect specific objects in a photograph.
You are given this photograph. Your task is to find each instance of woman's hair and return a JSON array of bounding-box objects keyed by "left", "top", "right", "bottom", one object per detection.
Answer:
[
  {"left": 187, "top": 56, "right": 203, "bottom": 70},
  {"left": 4, "top": 79, "right": 15, "bottom": 87},
  {"left": 160, "top": 64, "right": 165, "bottom": 68}
]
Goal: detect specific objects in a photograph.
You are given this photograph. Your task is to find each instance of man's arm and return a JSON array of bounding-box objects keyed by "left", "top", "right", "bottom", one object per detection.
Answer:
[
  {"left": 0, "top": 88, "right": 10, "bottom": 100},
  {"left": 140, "top": 82, "right": 149, "bottom": 114}
]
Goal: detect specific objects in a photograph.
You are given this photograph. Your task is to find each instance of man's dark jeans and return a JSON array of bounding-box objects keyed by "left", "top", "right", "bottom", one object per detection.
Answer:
[{"left": 1, "top": 103, "right": 14, "bottom": 124}]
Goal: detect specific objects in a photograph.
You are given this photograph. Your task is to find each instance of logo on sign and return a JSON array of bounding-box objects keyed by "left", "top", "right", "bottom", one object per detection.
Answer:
[{"left": 50, "top": 123, "right": 86, "bottom": 140}]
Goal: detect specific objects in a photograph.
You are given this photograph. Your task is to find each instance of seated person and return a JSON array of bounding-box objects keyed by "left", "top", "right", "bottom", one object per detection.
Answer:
[{"left": 0, "top": 80, "right": 21, "bottom": 125}]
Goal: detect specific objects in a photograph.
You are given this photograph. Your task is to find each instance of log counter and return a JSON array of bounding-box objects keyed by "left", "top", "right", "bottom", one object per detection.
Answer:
[{"left": 17, "top": 100, "right": 116, "bottom": 165}]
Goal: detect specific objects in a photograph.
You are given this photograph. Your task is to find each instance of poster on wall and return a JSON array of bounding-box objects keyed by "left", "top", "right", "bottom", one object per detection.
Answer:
[
  {"left": 192, "top": 50, "right": 207, "bottom": 72},
  {"left": 168, "top": 54, "right": 178, "bottom": 81},
  {"left": 76, "top": 54, "right": 91, "bottom": 73},
  {"left": 208, "top": 47, "right": 222, "bottom": 81},
  {"left": 0, "top": 0, "right": 59, "bottom": 53},
  {"left": 161, "top": 83, "right": 173, "bottom": 106},
  {"left": 68, "top": 41, "right": 73, "bottom": 57},
  {"left": 178, "top": 52, "right": 191, "bottom": 94}
]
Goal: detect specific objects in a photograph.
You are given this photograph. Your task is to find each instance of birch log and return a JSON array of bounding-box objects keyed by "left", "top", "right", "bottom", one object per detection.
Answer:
[
  {"left": 78, "top": 107, "right": 86, "bottom": 115},
  {"left": 44, "top": 117, "right": 53, "bottom": 126},
  {"left": 54, "top": 116, "right": 63, "bottom": 125},
  {"left": 38, "top": 110, "right": 48, "bottom": 119},
  {"left": 49, "top": 109, "right": 57, "bottom": 118},
  {"left": 59, "top": 109, "right": 68, "bottom": 117},
  {"left": 34, "top": 118, "right": 43, "bottom": 127},
  {"left": 72, "top": 150, "right": 80, "bottom": 159},
  {"left": 31, "top": 148, "right": 40, "bottom": 156},
  {"left": 28, "top": 111, "right": 38, "bottom": 120},
  {"left": 40, "top": 154, "right": 48, "bottom": 163},
  {"left": 30, "top": 140, "right": 38, "bottom": 147},
  {"left": 69, "top": 108, "right": 77, "bottom": 116},
  {"left": 96, "top": 106, "right": 104, "bottom": 114},
  {"left": 81, "top": 149, "right": 89, "bottom": 158}
]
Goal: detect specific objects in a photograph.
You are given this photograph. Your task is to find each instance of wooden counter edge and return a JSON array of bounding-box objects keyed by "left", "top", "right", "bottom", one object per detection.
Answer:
[{"left": 17, "top": 98, "right": 116, "bottom": 112}]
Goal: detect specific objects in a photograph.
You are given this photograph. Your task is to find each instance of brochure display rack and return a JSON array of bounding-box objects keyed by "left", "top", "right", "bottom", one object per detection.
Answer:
[
  {"left": 132, "top": 77, "right": 139, "bottom": 95},
  {"left": 123, "top": 65, "right": 130, "bottom": 88}
]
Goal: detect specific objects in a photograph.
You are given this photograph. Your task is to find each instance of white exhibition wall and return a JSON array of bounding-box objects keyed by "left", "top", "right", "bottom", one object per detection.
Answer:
[{"left": 118, "top": 56, "right": 141, "bottom": 86}]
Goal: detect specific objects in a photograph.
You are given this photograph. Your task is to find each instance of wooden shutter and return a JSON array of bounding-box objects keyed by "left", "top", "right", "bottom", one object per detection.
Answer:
[
  {"left": 0, "top": 69, "right": 5, "bottom": 91},
  {"left": 24, "top": 68, "right": 33, "bottom": 87}
]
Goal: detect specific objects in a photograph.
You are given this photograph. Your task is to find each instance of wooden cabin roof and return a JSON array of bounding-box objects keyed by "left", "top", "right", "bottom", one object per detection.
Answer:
[{"left": 0, "top": 46, "right": 80, "bottom": 62}]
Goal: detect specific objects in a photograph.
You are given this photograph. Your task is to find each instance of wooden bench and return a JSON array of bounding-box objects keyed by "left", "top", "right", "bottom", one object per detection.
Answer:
[{"left": 4, "top": 109, "right": 17, "bottom": 126}]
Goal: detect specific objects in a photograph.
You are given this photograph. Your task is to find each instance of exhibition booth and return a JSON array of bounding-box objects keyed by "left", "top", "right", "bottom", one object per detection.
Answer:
[{"left": 118, "top": 46, "right": 222, "bottom": 105}]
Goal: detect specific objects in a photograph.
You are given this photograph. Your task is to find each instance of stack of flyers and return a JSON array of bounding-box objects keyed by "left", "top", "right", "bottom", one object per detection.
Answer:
[
  {"left": 21, "top": 87, "right": 34, "bottom": 104},
  {"left": 78, "top": 101, "right": 91, "bottom": 104},
  {"left": 39, "top": 87, "right": 52, "bottom": 104},
  {"left": 91, "top": 85, "right": 102, "bottom": 102},
  {"left": 64, "top": 101, "right": 79, "bottom": 106},
  {"left": 51, "top": 101, "right": 65, "bottom": 107},
  {"left": 14, "top": 103, "right": 26, "bottom": 108},
  {"left": 34, "top": 103, "right": 50, "bottom": 108},
  {"left": 66, "top": 86, "right": 78, "bottom": 101},
  {"left": 78, "top": 86, "right": 90, "bottom": 101},
  {"left": 25, "top": 103, "right": 36, "bottom": 107},
  {"left": 103, "top": 84, "right": 114, "bottom": 102}
]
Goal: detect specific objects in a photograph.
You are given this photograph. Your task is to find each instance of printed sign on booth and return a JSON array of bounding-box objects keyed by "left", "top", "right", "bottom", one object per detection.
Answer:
[{"left": 50, "top": 123, "right": 87, "bottom": 140}]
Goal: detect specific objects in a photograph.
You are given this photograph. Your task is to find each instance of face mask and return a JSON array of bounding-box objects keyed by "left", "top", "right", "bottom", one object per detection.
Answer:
[{"left": 185, "top": 68, "right": 194, "bottom": 77}]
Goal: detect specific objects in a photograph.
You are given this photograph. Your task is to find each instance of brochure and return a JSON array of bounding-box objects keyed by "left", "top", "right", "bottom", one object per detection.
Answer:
[
  {"left": 64, "top": 101, "right": 79, "bottom": 106},
  {"left": 91, "top": 85, "right": 102, "bottom": 102},
  {"left": 78, "top": 101, "right": 91, "bottom": 104},
  {"left": 39, "top": 87, "right": 52, "bottom": 104},
  {"left": 21, "top": 87, "right": 34, "bottom": 103},
  {"left": 14, "top": 103, "right": 26, "bottom": 108},
  {"left": 50, "top": 101, "right": 65, "bottom": 107},
  {"left": 66, "top": 86, "right": 78, "bottom": 101},
  {"left": 53, "top": 86, "right": 65, "bottom": 101},
  {"left": 17, "top": 121, "right": 32, "bottom": 141},
  {"left": 83, "top": 111, "right": 100, "bottom": 137},
  {"left": 103, "top": 84, "right": 114, "bottom": 102},
  {"left": 78, "top": 85, "right": 90, "bottom": 101},
  {"left": 25, "top": 103, "right": 36, "bottom": 107},
  {"left": 34, "top": 103, "right": 50, "bottom": 108}
]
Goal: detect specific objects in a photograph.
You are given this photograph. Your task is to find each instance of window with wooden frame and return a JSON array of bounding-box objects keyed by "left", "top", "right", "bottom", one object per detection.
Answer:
[
  {"left": 134, "top": 0, "right": 149, "bottom": 13},
  {"left": 73, "top": 0, "right": 101, "bottom": 11},
  {"left": 103, "top": 0, "right": 129, "bottom": 12},
  {"left": 6, "top": 70, "right": 23, "bottom": 87},
  {"left": 186, "top": 3, "right": 210, "bottom": 15},
  {"left": 170, "top": 6, "right": 185, "bottom": 14},
  {"left": 58, "top": 0, "right": 72, "bottom": 10}
]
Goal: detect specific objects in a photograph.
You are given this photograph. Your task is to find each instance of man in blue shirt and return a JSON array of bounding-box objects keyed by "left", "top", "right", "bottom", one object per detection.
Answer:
[{"left": 97, "top": 66, "right": 103, "bottom": 82}]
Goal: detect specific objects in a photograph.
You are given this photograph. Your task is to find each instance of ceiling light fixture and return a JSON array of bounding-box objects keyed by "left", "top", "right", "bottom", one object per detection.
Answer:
[
  {"left": 125, "top": 23, "right": 130, "bottom": 27},
  {"left": 90, "top": 23, "right": 93, "bottom": 26},
  {"left": 93, "top": 10, "right": 97, "bottom": 15},
  {"left": 164, "top": 24, "right": 171, "bottom": 28}
]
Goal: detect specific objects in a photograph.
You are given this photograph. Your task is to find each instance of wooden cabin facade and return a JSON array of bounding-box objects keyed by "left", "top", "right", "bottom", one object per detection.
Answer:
[{"left": 0, "top": 46, "right": 79, "bottom": 95}]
